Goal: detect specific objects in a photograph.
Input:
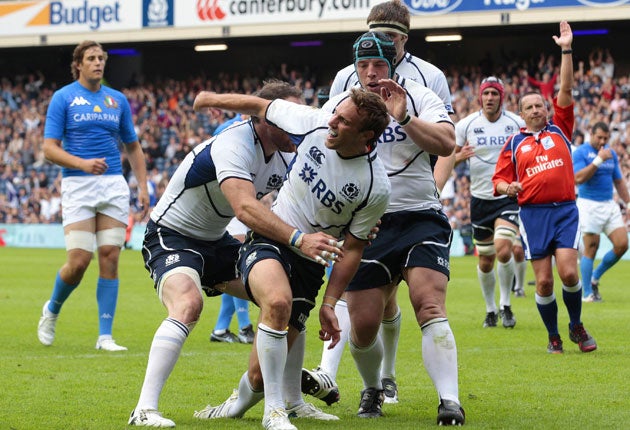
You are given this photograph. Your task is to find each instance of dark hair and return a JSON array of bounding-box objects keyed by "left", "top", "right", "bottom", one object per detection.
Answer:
[
  {"left": 71, "top": 40, "right": 107, "bottom": 80},
  {"left": 591, "top": 121, "right": 609, "bottom": 134},
  {"left": 251, "top": 79, "right": 305, "bottom": 123},
  {"left": 349, "top": 88, "right": 390, "bottom": 146}
]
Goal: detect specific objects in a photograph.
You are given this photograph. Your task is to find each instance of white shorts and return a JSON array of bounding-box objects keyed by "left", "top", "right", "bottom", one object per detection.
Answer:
[
  {"left": 577, "top": 197, "right": 624, "bottom": 236},
  {"left": 61, "top": 175, "right": 130, "bottom": 226}
]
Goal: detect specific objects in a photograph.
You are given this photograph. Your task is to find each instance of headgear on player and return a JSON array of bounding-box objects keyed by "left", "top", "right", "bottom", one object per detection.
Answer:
[
  {"left": 479, "top": 76, "right": 505, "bottom": 106},
  {"left": 353, "top": 31, "right": 398, "bottom": 79}
]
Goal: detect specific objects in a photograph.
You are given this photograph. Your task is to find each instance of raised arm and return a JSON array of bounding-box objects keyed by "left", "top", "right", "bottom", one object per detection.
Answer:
[
  {"left": 193, "top": 91, "right": 271, "bottom": 118},
  {"left": 554, "top": 21, "right": 574, "bottom": 108}
]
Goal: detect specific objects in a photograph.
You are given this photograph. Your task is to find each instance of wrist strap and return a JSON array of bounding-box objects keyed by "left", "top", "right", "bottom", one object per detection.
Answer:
[
  {"left": 562, "top": 49, "right": 573, "bottom": 55},
  {"left": 398, "top": 114, "right": 412, "bottom": 126},
  {"left": 592, "top": 155, "right": 603, "bottom": 167},
  {"left": 289, "top": 229, "right": 304, "bottom": 247}
]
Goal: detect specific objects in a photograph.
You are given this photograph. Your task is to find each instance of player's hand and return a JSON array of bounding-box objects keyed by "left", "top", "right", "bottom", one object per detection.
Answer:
[
  {"left": 377, "top": 79, "right": 408, "bottom": 122},
  {"left": 82, "top": 157, "right": 108, "bottom": 175},
  {"left": 458, "top": 144, "right": 475, "bottom": 161},
  {"left": 299, "top": 232, "right": 344, "bottom": 266},
  {"left": 319, "top": 306, "right": 342, "bottom": 348},
  {"left": 598, "top": 148, "right": 612, "bottom": 161},
  {"left": 367, "top": 220, "right": 381, "bottom": 244},
  {"left": 136, "top": 188, "right": 150, "bottom": 219},
  {"left": 506, "top": 181, "right": 522, "bottom": 199}
]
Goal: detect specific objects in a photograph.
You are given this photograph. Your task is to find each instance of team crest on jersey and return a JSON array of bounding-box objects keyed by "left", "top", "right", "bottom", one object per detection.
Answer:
[
  {"left": 505, "top": 125, "right": 516, "bottom": 134},
  {"left": 340, "top": 183, "right": 360, "bottom": 201},
  {"left": 267, "top": 174, "right": 283, "bottom": 189},
  {"left": 307, "top": 146, "right": 325, "bottom": 166},
  {"left": 299, "top": 163, "right": 317, "bottom": 184},
  {"left": 165, "top": 253, "right": 180, "bottom": 266},
  {"left": 93, "top": 105, "right": 102, "bottom": 113},
  {"left": 104, "top": 95, "right": 118, "bottom": 109},
  {"left": 541, "top": 136, "right": 555, "bottom": 150}
]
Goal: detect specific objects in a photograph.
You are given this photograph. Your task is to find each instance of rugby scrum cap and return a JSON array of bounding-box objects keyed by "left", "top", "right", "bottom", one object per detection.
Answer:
[
  {"left": 479, "top": 76, "right": 505, "bottom": 105},
  {"left": 353, "top": 31, "right": 398, "bottom": 79}
]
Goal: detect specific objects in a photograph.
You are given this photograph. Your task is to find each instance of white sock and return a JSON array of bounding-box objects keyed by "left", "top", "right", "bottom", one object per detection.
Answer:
[
  {"left": 497, "top": 257, "right": 514, "bottom": 309},
  {"left": 284, "top": 330, "right": 306, "bottom": 408},
  {"left": 349, "top": 335, "right": 383, "bottom": 390},
  {"left": 319, "top": 300, "right": 349, "bottom": 380},
  {"left": 135, "top": 318, "right": 189, "bottom": 411},
  {"left": 379, "top": 307, "right": 401, "bottom": 380},
  {"left": 514, "top": 260, "right": 527, "bottom": 291},
  {"left": 421, "top": 318, "right": 459, "bottom": 403},
  {"left": 228, "top": 372, "right": 264, "bottom": 418},
  {"left": 257, "top": 323, "right": 288, "bottom": 415},
  {"left": 477, "top": 265, "right": 497, "bottom": 313}
]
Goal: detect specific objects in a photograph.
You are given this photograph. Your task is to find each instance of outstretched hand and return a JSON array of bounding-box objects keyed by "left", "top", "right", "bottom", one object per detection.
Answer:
[{"left": 552, "top": 20, "right": 573, "bottom": 48}]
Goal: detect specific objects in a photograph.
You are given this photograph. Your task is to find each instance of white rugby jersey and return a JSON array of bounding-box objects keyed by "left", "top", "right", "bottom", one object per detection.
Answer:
[
  {"left": 329, "top": 52, "right": 454, "bottom": 114},
  {"left": 265, "top": 99, "right": 390, "bottom": 243},
  {"left": 150, "top": 120, "right": 293, "bottom": 240},
  {"left": 455, "top": 110, "right": 524, "bottom": 200},
  {"left": 324, "top": 77, "right": 452, "bottom": 213}
]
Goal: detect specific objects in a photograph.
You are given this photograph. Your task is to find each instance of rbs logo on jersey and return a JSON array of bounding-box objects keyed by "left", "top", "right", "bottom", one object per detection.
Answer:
[
  {"left": 50, "top": 1, "right": 122, "bottom": 31},
  {"left": 377, "top": 124, "right": 407, "bottom": 145}
]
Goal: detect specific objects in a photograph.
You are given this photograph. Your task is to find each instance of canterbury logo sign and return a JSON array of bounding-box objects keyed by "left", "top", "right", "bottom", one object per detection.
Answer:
[{"left": 197, "top": 0, "right": 225, "bottom": 20}]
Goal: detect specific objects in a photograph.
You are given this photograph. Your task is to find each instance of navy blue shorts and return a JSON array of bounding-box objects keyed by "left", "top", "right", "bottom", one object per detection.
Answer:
[
  {"left": 238, "top": 232, "right": 325, "bottom": 332},
  {"left": 519, "top": 201, "right": 580, "bottom": 260},
  {"left": 470, "top": 196, "right": 520, "bottom": 242},
  {"left": 348, "top": 210, "right": 452, "bottom": 290},
  {"left": 142, "top": 220, "right": 241, "bottom": 296}
]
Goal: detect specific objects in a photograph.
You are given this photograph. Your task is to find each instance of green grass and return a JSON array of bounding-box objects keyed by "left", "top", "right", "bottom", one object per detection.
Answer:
[{"left": 1, "top": 247, "right": 629, "bottom": 429}]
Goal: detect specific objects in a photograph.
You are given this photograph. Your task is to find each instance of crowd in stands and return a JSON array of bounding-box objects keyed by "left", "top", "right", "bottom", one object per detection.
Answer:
[{"left": 1, "top": 49, "right": 629, "bottom": 240}]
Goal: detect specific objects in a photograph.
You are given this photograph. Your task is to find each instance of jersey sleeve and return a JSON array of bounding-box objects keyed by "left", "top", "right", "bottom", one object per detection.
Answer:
[
  {"left": 455, "top": 115, "right": 470, "bottom": 148},
  {"left": 43, "top": 90, "right": 66, "bottom": 140},
  {"left": 119, "top": 93, "right": 138, "bottom": 144},
  {"left": 572, "top": 145, "right": 589, "bottom": 174},
  {"left": 430, "top": 71, "right": 454, "bottom": 114},
  {"left": 118, "top": 94, "right": 138, "bottom": 144},
  {"left": 551, "top": 99, "right": 574, "bottom": 142},
  {"left": 492, "top": 138, "right": 517, "bottom": 195},
  {"left": 329, "top": 65, "right": 354, "bottom": 98},
  {"left": 212, "top": 132, "right": 256, "bottom": 184},
  {"left": 612, "top": 151, "right": 622, "bottom": 181},
  {"left": 266, "top": 99, "right": 330, "bottom": 134}
]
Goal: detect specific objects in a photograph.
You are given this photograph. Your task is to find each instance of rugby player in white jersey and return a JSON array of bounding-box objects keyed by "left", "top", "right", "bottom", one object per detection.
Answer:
[
  {"left": 192, "top": 87, "right": 392, "bottom": 430},
  {"left": 318, "top": 32, "right": 464, "bottom": 425},
  {"left": 128, "top": 81, "right": 345, "bottom": 427},
  {"left": 454, "top": 77, "right": 527, "bottom": 329},
  {"left": 303, "top": 1, "right": 456, "bottom": 405}
]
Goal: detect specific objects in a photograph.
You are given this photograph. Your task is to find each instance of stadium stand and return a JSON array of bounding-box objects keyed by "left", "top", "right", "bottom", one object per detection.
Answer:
[{"left": 1, "top": 50, "right": 629, "bottom": 233}]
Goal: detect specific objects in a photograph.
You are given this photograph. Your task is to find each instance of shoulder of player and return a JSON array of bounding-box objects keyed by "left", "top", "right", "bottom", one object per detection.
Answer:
[{"left": 401, "top": 54, "right": 446, "bottom": 78}]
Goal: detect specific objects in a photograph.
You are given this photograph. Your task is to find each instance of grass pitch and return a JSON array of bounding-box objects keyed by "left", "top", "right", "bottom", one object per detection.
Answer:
[{"left": 1, "top": 247, "right": 629, "bottom": 429}]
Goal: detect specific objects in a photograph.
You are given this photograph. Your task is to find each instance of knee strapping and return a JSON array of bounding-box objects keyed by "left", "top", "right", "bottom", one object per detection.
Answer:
[
  {"left": 157, "top": 266, "right": 202, "bottom": 302},
  {"left": 65, "top": 230, "right": 96, "bottom": 252},
  {"left": 476, "top": 241, "right": 496, "bottom": 256},
  {"left": 494, "top": 226, "right": 517, "bottom": 244},
  {"left": 96, "top": 227, "right": 126, "bottom": 247}
]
